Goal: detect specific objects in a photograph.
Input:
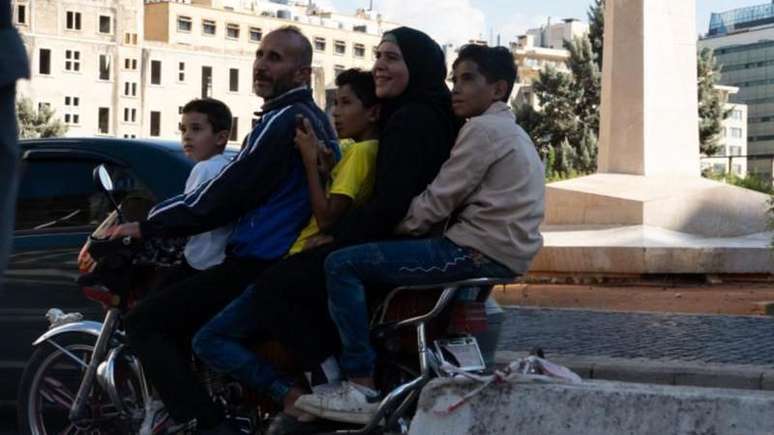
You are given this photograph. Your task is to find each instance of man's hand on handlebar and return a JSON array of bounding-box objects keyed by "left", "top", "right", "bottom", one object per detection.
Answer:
[{"left": 107, "top": 222, "right": 142, "bottom": 240}]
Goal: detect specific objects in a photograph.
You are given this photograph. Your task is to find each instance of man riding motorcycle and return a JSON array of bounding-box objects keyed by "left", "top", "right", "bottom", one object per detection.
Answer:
[{"left": 109, "top": 26, "right": 338, "bottom": 435}]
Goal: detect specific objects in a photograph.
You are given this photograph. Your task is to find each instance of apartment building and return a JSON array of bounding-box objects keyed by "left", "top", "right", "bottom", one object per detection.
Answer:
[
  {"left": 13, "top": 0, "right": 394, "bottom": 143},
  {"left": 510, "top": 19, "right": 588, "bottom": 109},
  {"left": 701, "top": 86, "right": 749, "bottom": 177}
]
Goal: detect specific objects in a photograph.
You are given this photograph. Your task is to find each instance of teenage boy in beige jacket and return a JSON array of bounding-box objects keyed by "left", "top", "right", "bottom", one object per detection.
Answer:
[{"left": 294, "top": 44, "right": 545, "bottom": 425}]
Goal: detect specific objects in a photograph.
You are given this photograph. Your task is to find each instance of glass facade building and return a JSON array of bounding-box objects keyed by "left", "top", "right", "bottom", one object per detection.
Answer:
[
  {"left": 708, "top": 3, "right": 774, "bottom": 36},
  {"left": 702, "top": 2, "right": 774, "bottom": 183}
]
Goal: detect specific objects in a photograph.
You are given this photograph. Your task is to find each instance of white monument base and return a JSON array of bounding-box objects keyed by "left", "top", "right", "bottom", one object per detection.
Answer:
[{"left": 531, "top": 174, "right": 773, "bottom": 274}]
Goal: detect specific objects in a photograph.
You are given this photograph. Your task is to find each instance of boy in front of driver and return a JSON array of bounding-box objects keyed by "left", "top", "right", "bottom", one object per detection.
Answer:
[
  {"left": 295, "top": 44, "right": 546, "bottom": 424},
  {"left": 178, "top": 98, "right": 234, "bottom": 273}
]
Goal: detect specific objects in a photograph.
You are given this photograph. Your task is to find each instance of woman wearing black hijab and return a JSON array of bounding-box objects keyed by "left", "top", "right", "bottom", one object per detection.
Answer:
[
  {"left": 194, "top": 27, "right": 457, "bottom": 433},
  {"left": 328, "top": 26, "right": 459, "bottom": 243}
]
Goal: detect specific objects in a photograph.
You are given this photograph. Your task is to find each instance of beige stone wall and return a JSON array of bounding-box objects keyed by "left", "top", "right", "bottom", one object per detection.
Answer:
[{"left": 144, "top": 2, "right": 170, "bottom": 42}]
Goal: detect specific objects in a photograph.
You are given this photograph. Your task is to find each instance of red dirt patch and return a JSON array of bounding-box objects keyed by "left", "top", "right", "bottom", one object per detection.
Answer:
[{"left": 492, "top": 281, "right": 774, "bottom": 316}]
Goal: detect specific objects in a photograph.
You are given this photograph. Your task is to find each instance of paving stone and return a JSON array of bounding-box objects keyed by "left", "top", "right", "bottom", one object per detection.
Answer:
[{"left": 500, "top": 307, "right": 774, "bottom": 367}]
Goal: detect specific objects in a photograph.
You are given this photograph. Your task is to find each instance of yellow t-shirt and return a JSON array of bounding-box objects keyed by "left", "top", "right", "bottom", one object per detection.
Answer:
[{"left": 288, "top": 139, "right": 379, "bottom": 255}]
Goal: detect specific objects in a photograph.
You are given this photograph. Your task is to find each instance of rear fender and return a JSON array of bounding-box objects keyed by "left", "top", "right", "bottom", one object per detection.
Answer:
[{"left": 31, "top": 321, "right": 123, "bottom": 346}]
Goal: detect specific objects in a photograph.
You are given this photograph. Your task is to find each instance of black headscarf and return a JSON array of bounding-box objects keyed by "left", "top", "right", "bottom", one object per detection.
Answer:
[
  {"left": 329, "top": 27, "right": 459, "bottom": 244},
  {"left": 377, "top": 27, "right": 455, "bottom": 129}
]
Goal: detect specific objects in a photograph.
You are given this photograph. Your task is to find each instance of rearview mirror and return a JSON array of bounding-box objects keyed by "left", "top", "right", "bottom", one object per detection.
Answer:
[
  {"left": 92, "top": 164, "right": 125, "bottom": 223},
  {"left": 94, "top": 164, "right": 114, "bottom": 192}
]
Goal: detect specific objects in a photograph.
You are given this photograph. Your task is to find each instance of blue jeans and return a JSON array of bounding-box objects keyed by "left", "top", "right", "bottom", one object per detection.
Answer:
[
  {"left": 192, "top": 284, "right": 291, "bottom": 402},
  {"left": 324, "top": 238, "right": 515, "bottom": 378}
]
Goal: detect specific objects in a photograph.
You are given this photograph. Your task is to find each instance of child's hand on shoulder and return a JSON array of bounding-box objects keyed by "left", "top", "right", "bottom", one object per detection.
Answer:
[{"left": 294, "top": 116, "right": 318, "bottom": 166}]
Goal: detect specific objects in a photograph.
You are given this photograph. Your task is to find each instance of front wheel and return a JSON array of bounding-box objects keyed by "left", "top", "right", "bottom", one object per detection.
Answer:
[{"left": 17, "top": 333, "right": 143, "bottom": 435}]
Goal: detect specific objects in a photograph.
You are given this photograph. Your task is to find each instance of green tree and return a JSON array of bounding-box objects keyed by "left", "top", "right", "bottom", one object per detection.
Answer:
[
  {"left": 565, "top": 35, "right": 601, "bottom": 136},
  {"left": 16, "top": 97, "right": 67, "bottom": 139},
  {"left": 769, "top": 195, "right": 774, "bottom": 248},
  {"left": 697, "top": 47, "right": 730, "bottom": 157},
  {"left": 587, "top": 0, "right": 605, "bottom": 69}
]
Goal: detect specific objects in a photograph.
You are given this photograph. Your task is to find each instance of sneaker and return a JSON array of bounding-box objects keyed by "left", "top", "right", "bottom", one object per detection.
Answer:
[{"left": 294, "top": 381, "right": 381, "bottom": 425}]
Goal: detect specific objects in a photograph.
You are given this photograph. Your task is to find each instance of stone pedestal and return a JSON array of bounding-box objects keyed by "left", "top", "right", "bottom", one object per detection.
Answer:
[{"left": 537, "top": 0, "right": 773, "bottom": 274}]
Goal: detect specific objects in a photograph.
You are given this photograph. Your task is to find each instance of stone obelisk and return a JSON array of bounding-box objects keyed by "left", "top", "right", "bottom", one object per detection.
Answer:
[
  {"left": 598, "top": 0, "right": 700, "bottom": 177},
  {"left": 530, "top": 0, "right": 773, "bottom": 275}
]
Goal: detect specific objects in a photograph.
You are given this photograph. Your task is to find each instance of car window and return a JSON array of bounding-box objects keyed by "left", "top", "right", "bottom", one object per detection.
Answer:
[{"left": 15, "top": 160, "right": 154, "bottom": 231}]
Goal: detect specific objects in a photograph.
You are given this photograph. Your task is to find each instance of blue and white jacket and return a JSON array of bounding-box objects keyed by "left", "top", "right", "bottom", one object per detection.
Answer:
[{"left": 141, "top": 87, "right": 339, "bottom": 260}]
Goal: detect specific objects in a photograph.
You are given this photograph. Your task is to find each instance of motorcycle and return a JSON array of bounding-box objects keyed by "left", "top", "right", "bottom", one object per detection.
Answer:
[{"left": 17, "top": 164, "right": 512, "bottom": 434}]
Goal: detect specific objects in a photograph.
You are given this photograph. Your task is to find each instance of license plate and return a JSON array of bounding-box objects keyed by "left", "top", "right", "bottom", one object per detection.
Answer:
[{"left": 433, "top": 336, "right": 486, "bottom": 372}]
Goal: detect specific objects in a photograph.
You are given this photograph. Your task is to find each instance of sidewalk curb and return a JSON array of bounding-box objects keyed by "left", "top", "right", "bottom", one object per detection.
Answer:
[{"left": 495, "top": 350, "right": 774, "bottom": 391}]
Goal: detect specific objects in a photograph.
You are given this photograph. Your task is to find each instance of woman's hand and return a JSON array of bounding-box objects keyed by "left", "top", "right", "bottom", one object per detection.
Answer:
[{"left": 294, "top": 116, "right": 319, "bottom": 168}]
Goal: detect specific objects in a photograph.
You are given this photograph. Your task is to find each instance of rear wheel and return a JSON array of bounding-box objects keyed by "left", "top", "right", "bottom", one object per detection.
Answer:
[{"left": 17, "top": 333, "right": 143, "bottom": 435}]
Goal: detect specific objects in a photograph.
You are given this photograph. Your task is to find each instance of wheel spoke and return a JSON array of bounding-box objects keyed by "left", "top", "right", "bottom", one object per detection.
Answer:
[
  {"left": 41, "top": 376, "right": 76, "bottom": 410},
  {"left": 57, "top": 422, "right": 79, "bottom": 435}
]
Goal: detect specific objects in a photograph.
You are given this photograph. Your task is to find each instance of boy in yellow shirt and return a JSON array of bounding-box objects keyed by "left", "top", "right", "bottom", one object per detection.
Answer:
[{"left": 289, "top": 68, "right": 380, "bottom": 254}]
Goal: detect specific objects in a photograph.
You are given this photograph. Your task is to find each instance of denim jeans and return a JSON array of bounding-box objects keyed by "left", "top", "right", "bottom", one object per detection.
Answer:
[
  {"left": 193, "top": 284, "right": 291, "bottom": 402},
  {"left": 324, "top": 237, "right": 515, "bottom": 378}
]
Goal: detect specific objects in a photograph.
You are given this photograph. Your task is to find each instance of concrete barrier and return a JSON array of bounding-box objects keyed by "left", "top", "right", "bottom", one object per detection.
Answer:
[{"left": 409, "top": 377, "right": 774, "bottom": 435}]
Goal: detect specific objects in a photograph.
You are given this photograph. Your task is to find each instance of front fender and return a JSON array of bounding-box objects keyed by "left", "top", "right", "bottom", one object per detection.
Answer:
[{"left": 31, "top": 321, "right": 124, "bottom": 346}]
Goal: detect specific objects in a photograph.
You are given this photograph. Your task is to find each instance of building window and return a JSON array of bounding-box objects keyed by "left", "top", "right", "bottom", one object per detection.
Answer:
[
  {"left": 65, "top": 50, "right": 80, "bottom": 72},
  {"left": 39, "top": 49, "right": 51, "bottom": 75},
  {"left": 203, "top": 19, "right": 216, "bottom": 35},
  {"left": 178, "top": 62, "right": 185, "bottom": 82},
  {"left": 201, "top": 66, "right": 212, "bottom": 98},
  {"left": 249, "top": 27, "right": 262, "bottom": 42},
  {"left": 229, "top": 68, "right": 239, "bottom": 92},
  {"left": 124, "top": 33, "right": 138, "bottom": 45},
  {"left": 334, "top": 40, "right": 346, "bottom": 55},
  {"left": 150, "top": 60, "right": 161, "bottom": 85},
  {"left": 314, "top": 37, "right": 326, "bottom": 52},
  {"left": 354, "top": 43, "right": 365, "bottom": 58},
  {"left": 99, "top": 55, "right": 111, "bottom": 80},
  {"left": 98, "top": 108, "right": 110, "bottom": 134},
  {"left": 732, "top": 110, "right": 743, "bottom": 120},
  {"left": 150, "top": 111, "right": 161, "bottom": 137},
  {"left": 123, "top": 107, "right": 137, "bottom": 123},
  {"left": 177, "top": 16, "right": 192, "bottom": 32},
  {"left": 730, "top": 127, "right": 743, "bottom": 139},
  {"left": 99, "top": 15, "right": 111, "bottom": 34},
  {"left": 226, "top": 23, "right": 240, "bottom": 39},
  {"left": 334, "top": 64, "right": 345, "bottom": 77},
  {"left": 729, "top": 146, "right": 743, "bottom": 156},
  {"left": 123, "top": 58, "right": 138, "bottom": 71},
  {"left": 123, "top": 82, "right": 138, "bottom": 97},
  {"left": 66, "top": 11, "right": 82, "bottom": 30},
  {"left": 64, "top": 96, "right": 79, "bottom": 125},
  {"left": 230, "top": 117, "right": 238, "bottom": 141},
  {"left": 16, "top": 4, "right": 26, "bottom": 25}
]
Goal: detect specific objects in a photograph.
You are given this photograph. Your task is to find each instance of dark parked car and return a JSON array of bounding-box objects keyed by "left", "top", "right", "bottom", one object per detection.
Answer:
[{"left": 0, "top": 137, "right": 207, "bottom": 402}]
